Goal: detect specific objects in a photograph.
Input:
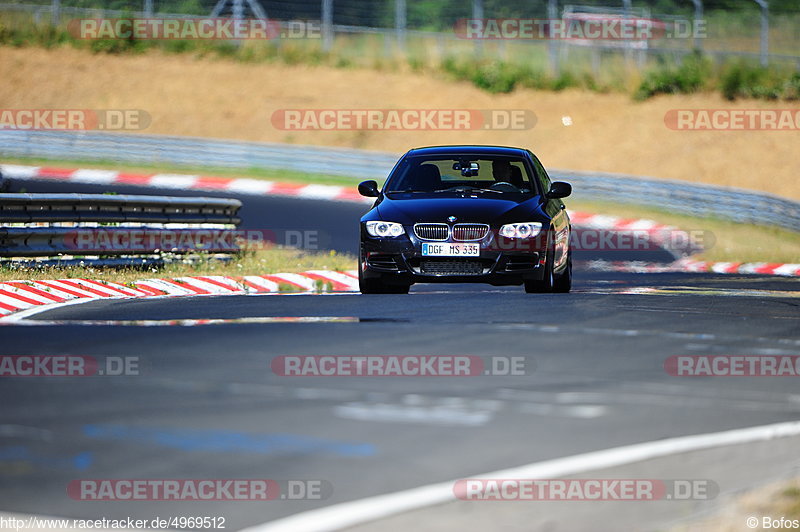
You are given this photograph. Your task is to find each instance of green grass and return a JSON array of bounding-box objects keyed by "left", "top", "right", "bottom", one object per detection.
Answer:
[
  {"left": 781, "top": 485, "right": 800, "bottom": 520},
  {"left": 0, "top": 247, "right": 357, "bottom": 284}
]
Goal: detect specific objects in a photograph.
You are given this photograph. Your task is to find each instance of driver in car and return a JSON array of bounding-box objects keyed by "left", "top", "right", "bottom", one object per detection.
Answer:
[
  {"left": 492, "top": 159, "right": 524, "bottom": 189},
  {"left": 492, "top": 159, "right": 512, "bottom": 183}
]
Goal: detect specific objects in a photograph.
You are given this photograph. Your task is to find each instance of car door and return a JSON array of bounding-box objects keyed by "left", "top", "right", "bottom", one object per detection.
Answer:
[{"left": 529, "top": 152, "right": 570, "bottom": 270}]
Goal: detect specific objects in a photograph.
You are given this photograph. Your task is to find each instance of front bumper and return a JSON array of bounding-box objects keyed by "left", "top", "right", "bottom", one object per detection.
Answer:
[{"left": 360, "top": 230, "right": 547, "bottom": 286}]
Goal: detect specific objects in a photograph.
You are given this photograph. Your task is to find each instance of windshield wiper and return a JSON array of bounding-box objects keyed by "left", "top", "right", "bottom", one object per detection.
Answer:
[{"left": 434, "top": 187, "right": 501, "bottom": 194}]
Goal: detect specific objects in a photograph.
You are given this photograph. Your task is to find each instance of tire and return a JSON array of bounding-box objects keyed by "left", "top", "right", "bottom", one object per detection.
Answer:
[
  {"left": 524, "top": 246, "right": 554, "bottom": 293},
  {"left": 553, "top": 249, "right": 572, "bottom": 293},
  {"left": 359, "top": 277, "right": 410, "bottom": 294}
]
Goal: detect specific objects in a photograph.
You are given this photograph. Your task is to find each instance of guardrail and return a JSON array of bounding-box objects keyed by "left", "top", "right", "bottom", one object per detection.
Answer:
[
  {"left": 1, "top": 130, "right": 799, "bottom": 232},
  {"left": 0, "top": 192, "right": 243, "bottom": 260},
  {"left": 0, "top": 130, "right": 392, "bottom": 179},
  {"left": 0, "top": 193, "right": 241, "bottom": 224}
]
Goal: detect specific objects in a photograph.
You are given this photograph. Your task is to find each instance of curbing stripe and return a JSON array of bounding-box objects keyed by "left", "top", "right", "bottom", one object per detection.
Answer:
[
  {"left": 0, "top": 287, "right": 46, "bottom": 306},
  {"left": 6, "top": 282, "right": 66, "bottom": 303},
  {"left": 0, "top": 293, "right": 34, "bottom": 311},
  {"left": 0, "top": 299, "right": 22, "bottom": 313},
  {"left": 59, "top": 279, "right": 119, "bottom": 297},
  {"left": 135, "top": 279, "right": 195, "bottom": 296},
  {"left": 241, "top": 276, "right": 280, "bottom": 293},
  {"left": 78, "top": 279, "right": 142, "bottom": 297},
  {"left": 71, "top": 169, "right": 119, "bottom": 184},
  {"left": 168, "top": 278, "right": 211, "bottom": 295},
  {"left": 33, "top": 280, "right": 95, "bottom": 299},
  {"left": 582, "top": 259, "right": 800, "bottom": 277},
  {"left": 302, "top": 272, "right": 354, "bottom": 292},
  {"left": 149, "top": 174, "right": 200, "bottom": 189},
  {"left": 268, "top": 273, "right": 317, "bottom": 291},
  {"left": 0, "top": 284, "right": 63, "bottom": 304},
  {"left": 0, "top": 270, "right": 360, "bottom": 319}
]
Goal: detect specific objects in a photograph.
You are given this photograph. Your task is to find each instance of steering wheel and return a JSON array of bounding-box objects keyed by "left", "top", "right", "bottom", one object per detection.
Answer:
[{"left": 489, "top": 182, "right": 519, "bottom": 192}]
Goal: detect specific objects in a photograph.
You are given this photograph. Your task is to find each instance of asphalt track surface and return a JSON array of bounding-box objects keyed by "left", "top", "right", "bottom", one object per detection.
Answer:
[{"left": 1, "top": 178, "right": 799, "bottom": 530}]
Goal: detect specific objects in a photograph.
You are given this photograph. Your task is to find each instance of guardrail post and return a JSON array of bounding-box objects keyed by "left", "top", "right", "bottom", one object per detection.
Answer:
[
  {"left": 321, "top": 0, "right": 333, "bottom": 52},
  {"left": 691, "top": 0, "right": 703, "bottom": 52},
  {"left": 472, "top": 0, "right": 483, "bottom": 57},
  {"left": 547, "top": 0, "right": 559, "bottom": 74},
  {"left": 395, "top": 0, "right": 406, "bottom": 55},
  {"left": 753, "top": 0, "right": 769, "bottom": 67},
  {"left": 622, "top": 0, "right": 633, "bottom": 63},
  {"left": 51, "top": 0, "right": 60, "bottom": 26}
]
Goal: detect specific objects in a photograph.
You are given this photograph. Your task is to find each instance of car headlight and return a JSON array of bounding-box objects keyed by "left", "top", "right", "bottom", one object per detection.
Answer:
[
  {"left": 365, "top": 221, "right": 405, "bottom": 237},
  {"left": 499, "top": 222, "right": 542, "bottom": 239}
]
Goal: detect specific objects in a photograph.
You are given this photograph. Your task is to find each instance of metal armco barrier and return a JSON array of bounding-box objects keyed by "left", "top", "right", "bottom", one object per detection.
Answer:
[
  {"left": 0, "top": 227, "right": 242, "bottom": 257},
  {"left": 1, "top": 130, "right": 798, "bottom": 232},
  {"left": 0, "top": 193, "right": 241, "bottom": 224},
  {"left": 0, "top": 193, "right": 242, "bottom": 259}
]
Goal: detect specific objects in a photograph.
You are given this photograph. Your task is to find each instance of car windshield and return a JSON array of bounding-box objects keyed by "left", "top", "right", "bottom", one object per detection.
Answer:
[{"left": 385, "top": 155, "right": 536, "bottom": 194}]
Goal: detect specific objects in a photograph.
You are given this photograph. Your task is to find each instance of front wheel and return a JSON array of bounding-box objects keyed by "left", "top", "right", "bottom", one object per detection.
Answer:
[
  {"left": 553, "top": 249, "right": 572, "bottom": 293},
  {"left": 524, "top": 248, "right": 554, "bottom": 293}
]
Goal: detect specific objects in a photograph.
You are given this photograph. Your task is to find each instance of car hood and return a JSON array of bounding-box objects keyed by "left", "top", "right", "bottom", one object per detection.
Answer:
[{"left": 375, "top": 194, "right": 547, "bottom": 225}]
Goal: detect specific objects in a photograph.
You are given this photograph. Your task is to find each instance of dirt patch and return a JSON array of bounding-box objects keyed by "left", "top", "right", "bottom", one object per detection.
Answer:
[{"left": 1, "top": 47, "right": 798, "bottom": 199}]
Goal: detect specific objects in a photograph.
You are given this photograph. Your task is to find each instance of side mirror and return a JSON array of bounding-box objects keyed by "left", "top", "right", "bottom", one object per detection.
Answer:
[
  {"left": 546, "top": 181, "right": 571, "bottom": 199},
  {"left": 358, "top": 180, "right": 380, "bottom": 198}
]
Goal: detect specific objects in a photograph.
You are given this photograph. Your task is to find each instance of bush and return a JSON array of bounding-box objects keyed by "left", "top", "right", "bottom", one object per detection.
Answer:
[
  {"left": 634, "top": 52, "right": 711, "bottom": 100},
  {"left": 441, "top": 57, "right": 551, "bottom": 94},
  {"left": 782, "top": 73, "right": 800, "bottom": 100},
  {"left": 0, "top": 19, "right": 70, "bottom": 48},
  {"left": 720, "top": 61, "right": 766, "bottom": 100},
  {"left": 719, "top": 61, "right": 798, "bottom": 101},
  {"left": 550, "top": 71, "right": 580, "bottom": 91}
]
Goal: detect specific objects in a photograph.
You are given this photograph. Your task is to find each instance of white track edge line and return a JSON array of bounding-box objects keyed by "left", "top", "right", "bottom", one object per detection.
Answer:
[{"left": 243, "top": 419, "right": 800, "bottom": 532}]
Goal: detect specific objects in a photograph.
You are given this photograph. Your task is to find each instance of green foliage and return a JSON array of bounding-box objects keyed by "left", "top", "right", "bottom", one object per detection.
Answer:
[
  {"left": 634, "top": 52, "right": 711, "bottom": 100},
  {"left": 442, "top": 56, "right": 599, "bottom": 94},
  {"left": 0, "top": 18, "right": 71, "bottom": 48},
  {"left": 442, "top": 57, "right": 546, "bottom": 94},
  {"left": 551, "top": 71, "right": 580, "bottom": 91},
  {"left": 719, "top": 61, "right": 800, "bottom": 101}
]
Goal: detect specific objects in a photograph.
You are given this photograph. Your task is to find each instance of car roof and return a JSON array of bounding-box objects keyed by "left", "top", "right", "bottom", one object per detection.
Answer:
[{"left": 405, "top": 145, "right": 530, "bottom": 157}]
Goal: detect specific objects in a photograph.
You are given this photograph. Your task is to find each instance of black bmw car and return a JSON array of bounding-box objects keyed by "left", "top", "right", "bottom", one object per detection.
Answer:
[{"left": 358, "top": 145, "right": 572, "bottom": 294}]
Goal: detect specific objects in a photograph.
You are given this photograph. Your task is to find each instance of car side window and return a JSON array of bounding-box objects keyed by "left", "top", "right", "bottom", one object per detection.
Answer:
[{"left": 529, "top": 152, "right": 551, "bottom": 194}]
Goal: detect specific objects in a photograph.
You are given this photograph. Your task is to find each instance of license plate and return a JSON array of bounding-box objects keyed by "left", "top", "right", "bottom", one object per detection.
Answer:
[{"left": 421, "top": 243, "right": 480, "bottom": 257}]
